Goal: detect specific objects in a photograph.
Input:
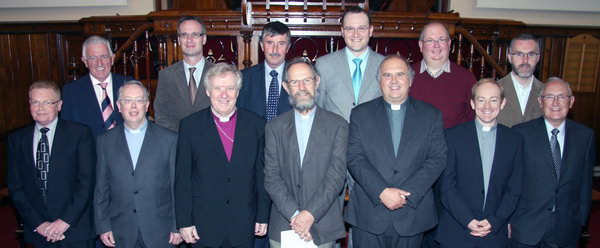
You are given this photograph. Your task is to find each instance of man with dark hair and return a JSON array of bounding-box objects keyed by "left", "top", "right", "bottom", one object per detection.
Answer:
[
  {"left": 154, "top": 16, "right": 214, "bottom": 132},
  {"left": 8, "top": 81, "right": 96, "bottom": 247},
  {"left": 238, "top": 21, "right": 292, "bottom": 122},
  {"left": 410, "top": 22, "right": 476, "bottom": 129},
  {"left": 436, "top": 78, "right": 523, "bottom": 248},
  {"left": 62, "top": 35, "right": 133, "bottom": 135},
  {"left": 497, "top": 34, "right": 543, "bottom": 127}
]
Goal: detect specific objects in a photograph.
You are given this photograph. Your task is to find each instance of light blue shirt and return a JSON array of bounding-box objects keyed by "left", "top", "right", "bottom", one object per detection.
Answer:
[
  {"left": 183, "top": 59, "right": 206, "bottom": 88},
  {"left": 124, "top": 119, "right": 148, "bottom": 169},
  {"left": 263, "top": 61, "right": 285, "bottom": 102},
  {"left": 544, "top": 120, "right": 566, "bottom": 157},
  {"left": 475, "top": 121, "right": 497, "bottom": 210},
  {"left": 345, "top": 47, "right": 369, "bottom": 83},
  {"left": 294, "top": 108, "right": 316, "bottom": 166}
]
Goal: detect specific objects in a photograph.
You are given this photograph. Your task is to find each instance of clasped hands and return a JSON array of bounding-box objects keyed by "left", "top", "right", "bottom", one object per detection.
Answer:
[
  {"left": 379, "top": 188, "right": 411, "bottom": 210},
  {"left": 36, "top": 219, "right": 69, "bottom": 243},
  {"left": 99, "top": 231, "right": 182, "bottom": 247},
  {"left": 291, "top": 210, "right": 315, "bottom": 242},
  {"left": 179, "top": 223, "right": 268, "bottom": 244},
  {"left": 467, "top": 219, "right": 492, "bottom": 237}
]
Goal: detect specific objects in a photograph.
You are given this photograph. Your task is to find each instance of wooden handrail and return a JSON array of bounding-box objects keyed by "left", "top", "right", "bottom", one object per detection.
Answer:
[
  {"left": 455, "top": 26, "right": 507, "bottom": 78},
  {"left": 113, "top": 23, "right": 154, "bottom": 62}
]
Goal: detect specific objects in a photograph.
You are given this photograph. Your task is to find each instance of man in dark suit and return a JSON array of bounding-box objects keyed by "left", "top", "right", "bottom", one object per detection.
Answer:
[
  {"left": 154, "top": 16, "right": 214, "bottom": 132},
  {"left": 62, "top": 35, "right": 133, "bottom": 135},
  {"left": 264, "top": 58, "right": 348, "bottom": 248},
  {"left": 346, "top": 55, "right": 446, "bottom": 248},
  {"left": 8, "top": 81, "right": 96, "bottom": 247},
  {"left": 94, "top": 81, "right": 182, "bottom": 248},
  {"left": 436, "top": 78, "right": 523, "bottom": 248},
  {"left": 510, "top": 77, "right": 596, "bottom": 248},
  {"left": 175, "top": 63, "right": 270, "bottom": 248},
  {"left": 497, "top": 34, "right": 543, "bottom": 127},
  {"left": 238, "top": 21, "right": 292, "bottom": 121}
]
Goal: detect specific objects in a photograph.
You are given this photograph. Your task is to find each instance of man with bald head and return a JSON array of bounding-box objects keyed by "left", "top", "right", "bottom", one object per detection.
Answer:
[
  {"left": 410, "top": 23, "right": 476, "bottom": 129},
  {"left": 510, "top": 78, "right": 596, "bottom": 248}
]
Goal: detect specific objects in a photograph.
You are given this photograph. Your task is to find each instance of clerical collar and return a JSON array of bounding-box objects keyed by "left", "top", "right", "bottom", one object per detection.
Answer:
[
  {"left": 211, "top": 108, "right": 237, "bottom": 122},
  {"left": 385, "top": 99, "right": 407, "bottom": 111},
  {"left": 295, "top": 107, "right": 316, "bottom": 120},
  {"left": 125, "top": 118, "right": 148, "bottom": 134},
  {"left": 475, "top": 120, "right": 497, "bottom": 132}
]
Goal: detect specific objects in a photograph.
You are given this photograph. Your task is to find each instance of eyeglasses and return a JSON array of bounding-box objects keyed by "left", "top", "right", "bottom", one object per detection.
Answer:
[
  {"left": 510, "top": 52, "right": 539, "bottom": 58},
  {"left": 119, "top": 98, "right": 148, "bottom": 105},
  {"left": 343, "top": 26, "right": 370, "bottom": 33},
  {"left": 287, "top": 77, "right": 316, "bottom": 87},
  {"left": 541, "top": 94, "right": 571, "bottom": 102},
  {"left": 85, "top": 54, "right": 112, "bottom": 61},
  {"left": 29, "top": 100, "right": 60, "bottom": 107},
  {"left": 177, "top": 32, "right": 205, "bottom": 39},
  {"left": 421, "top": 38, "right": 450, "bottom": 45}
]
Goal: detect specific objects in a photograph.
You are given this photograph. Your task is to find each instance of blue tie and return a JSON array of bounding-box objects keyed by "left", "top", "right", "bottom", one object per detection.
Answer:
[
  {"left": 266, "top": 70, "right": 279, "bottom": 121},
  {"left": 352, "top": 58, "right": 363, "bottom": 103},
  {"left": 550, "top": 128, "right": 561, "bottom": 181}
]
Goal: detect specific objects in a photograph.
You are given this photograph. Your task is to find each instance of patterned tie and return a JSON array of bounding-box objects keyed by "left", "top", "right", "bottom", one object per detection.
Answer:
[
  {"left": 352, "top": 58, "right": 363, "bottom": 103},
  {"left": 36, "top": 127, "right": 50, "bottom": 201},
  {"left": 550, "top": 128, "right": 562, "bottom": 181},
  {"left": 99, "top": 83, "right": 116, "bottom": 130},
  {"left": 189, "top": 67, "right": 197, "bottom": 105},
  {"left": 266, "top": 70, "right": 279, "bottom": 121}
]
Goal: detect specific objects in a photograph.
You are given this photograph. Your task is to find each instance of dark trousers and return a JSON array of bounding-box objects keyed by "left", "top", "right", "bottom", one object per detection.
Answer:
[
  {"left": 34, "top": 239, "right": 95, "bottom": 248},
  {"left": 352, "top": 224, "right": 423, "bottom": 248},
  {"left": 509, "top": 213, "right": 577, "bottom": 248},
  {"left": 194, "top": 238, "right": 254, "bottom": 248},
  {"left": 254, "top": 235, "right": 270, "bottom": 248}
]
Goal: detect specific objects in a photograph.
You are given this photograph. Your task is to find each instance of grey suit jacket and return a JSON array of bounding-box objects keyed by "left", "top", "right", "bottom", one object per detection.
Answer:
[
  {"left": 315, "top": 48, "right": 384, "bottom": 121},
  {"left": 154, "top": 60, "right": 214, "bottom": 132},
  {"left": 94, "top": 121, "right": 178, "bottom": 248},
  {"left": 345, "top": 97, "right": 447, "bottom": 235},
  {"left": 264, "top": 107, "right": 348, "bottom": 245},
  {"left": 497, "top": 74, "right": 543, "bottom": 127}
]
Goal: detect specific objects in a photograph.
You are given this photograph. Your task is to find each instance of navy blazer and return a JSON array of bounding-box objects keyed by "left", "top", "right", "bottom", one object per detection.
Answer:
[
  {"left": 238, "top": 62, "right": 291, "bottom": 120},
  {"left": 436, "top": 121, "right": 523, "bottom": 248},
  {"left": 7, "top": 119, "right": 96, "bottom": 245},
  {"left": 61, "top": 73, "right": 132, "bottom": 135},
  {"left": 511, "top": 117, "right": 596, "bottom": 246}
]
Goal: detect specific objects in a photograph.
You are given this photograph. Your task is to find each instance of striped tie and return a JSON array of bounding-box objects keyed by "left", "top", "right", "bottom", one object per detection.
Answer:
[
  {"left": 99, "top": 82, "right": 116, "bottom": 130},
  {"left": 550, "top": 128, "right": 561, "bottom": 181}
]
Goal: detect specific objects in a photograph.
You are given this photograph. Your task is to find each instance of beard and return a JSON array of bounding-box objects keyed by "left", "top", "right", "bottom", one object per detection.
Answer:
[
  {"left": 512, "top": 63, "right": 536, "bottom": 78},
  {"left": 289, "top": 91, "right": 317, "bottom": 112}
]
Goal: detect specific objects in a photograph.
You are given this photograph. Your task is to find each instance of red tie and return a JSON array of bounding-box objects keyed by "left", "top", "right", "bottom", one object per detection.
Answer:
[{"left": 99, "top": 82, "right": 116, "bottom": 130}]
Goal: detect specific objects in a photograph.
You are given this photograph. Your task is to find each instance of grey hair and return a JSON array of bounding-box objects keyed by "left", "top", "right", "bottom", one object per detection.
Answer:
[
  {"left": 203, "top": 63, "right": 243, "bottom": 90},
  {"left": 541, "top": 77, "right": 573, "bottom": 96},
  {"left": 284, "top": 57, "right": 320, "bottom": 83},
  {"left": 30, "top": 80, "right": 61, "bottom": 99},
  {"left": 82, "top": 35, "right": 113, "bottom": 58},
  {"left": 376, "top": 55, "right": 415, "bottom": 83},
  {"left": 117, "top": 80, "right": 150, "bottom": 102}
]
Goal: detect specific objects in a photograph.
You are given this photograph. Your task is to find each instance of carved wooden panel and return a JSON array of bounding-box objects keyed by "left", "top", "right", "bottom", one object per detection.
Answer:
[{"left": 562, "top": 34, "right": 600, "bottom": 93}]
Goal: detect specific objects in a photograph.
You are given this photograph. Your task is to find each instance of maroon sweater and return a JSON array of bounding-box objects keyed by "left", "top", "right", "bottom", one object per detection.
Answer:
[{"left": 409, "top": 61, "right": 476, "bottom": 129}]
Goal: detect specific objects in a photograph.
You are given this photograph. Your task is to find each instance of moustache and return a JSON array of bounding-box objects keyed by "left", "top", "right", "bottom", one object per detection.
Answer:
[
  {"left": 268, "top": 53, "right": 282, "bottom": 57},
  {"left": 518, "top": 64, "right": 531, "bottom": 69}
]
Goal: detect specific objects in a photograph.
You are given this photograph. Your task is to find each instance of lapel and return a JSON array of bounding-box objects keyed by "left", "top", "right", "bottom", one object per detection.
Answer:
[
  {"left": 277, "top": 62, "right": 290, "bottom": 114},
  {"left": 503, "top": 76, "right": 523, "bottom": 118},
  {"left": 488, "top": 124, "right": 505, "bottom": 193},
  {"left": 192, "top": 61, "right": 213, "bottom": 110},
  {"left": 110, "top": 74, "right": 123, "bottom": 113},
  {"left": 174, "top": 62, "right": 192, "bottom": 109},
  {"left": 81, "top": 75, "right": 105, "bottom": 123},
  {"left": 198, "top": 110, "right": 229, "bottom": 163},
  {"left": 229, "top": 111, "right": 248, "bottom": 164},
  {"left": 560, "top": 120, "right": 576, "bottom": 181},
  {"left": 372, "top": 98, "right": 395, "bottom": 158},
  {"left": 534, "top": 118, "right": 557, "bottom": 177},
  {"left": 283, "top": 111, "right": 302, "bottom": 173},
  {"left": 49, "top": 120, "right": 67, "bottom": 178},
  {"left": 116, "top": 125, "right": 136, "bottom": 171},
  {"left": 134, "top": 122, "right": 155, "bottom": 171},
  {"left": 301, "top": 107, "right": 324, "bottom": 169},
  {"left": 395, "top": 98, "right": 420, "bottom": 161},
  {"left": 358, "top": 49, "right": 378, "bottom": 103},
  {"left": 524, "top": 78, "right": 542, "bottom": 118},
  {"left": 256, "top": 63, "right": 268, "bottom": 114},
  {"left": 19, "top": 124, "right": 46, "bottom": 206},
  {"left": 336, "top": 50, "right": 355, "bottom": 101}
]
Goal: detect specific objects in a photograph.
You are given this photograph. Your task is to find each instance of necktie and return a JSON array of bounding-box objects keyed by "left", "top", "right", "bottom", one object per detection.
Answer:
[
  {"left": 189, "top": 67, "right": 197, "bottom": 105},
  {"left": 36, "top": 127, "right": 50, "bottom": 201},
  {"left": 352, "top": 58, "right": 363, "bottom": 103},
  {"left": 99, "top": 83, "right": 116, "bottom": 130},
  {"left": 266, "top": 70, "right": 279, "bottom": 121},
  {"left": 550, "top": 128, "right": 561, "bottom": 181}
]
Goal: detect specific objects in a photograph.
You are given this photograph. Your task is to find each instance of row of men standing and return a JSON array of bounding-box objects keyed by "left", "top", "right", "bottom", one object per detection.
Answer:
[{"left": 7, "top": 6, "right": 596, "bottom": 248}]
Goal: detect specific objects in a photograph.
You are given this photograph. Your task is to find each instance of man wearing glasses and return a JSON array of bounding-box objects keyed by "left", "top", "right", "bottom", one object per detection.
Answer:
[
  {"left": 497, "top": 34, "right": 543, "bottom": 127},
  {"left": 410, "top": 22, "right": 477, "bottom": 129},
  {"left": 264, "top": 58, "right": 348, "bottom": 248},
  {"left": 510, "top": 78, "right": 595, "bottom": 248},
  {"left": 154, "top": 16, "right": 214, "bottom": 132}
]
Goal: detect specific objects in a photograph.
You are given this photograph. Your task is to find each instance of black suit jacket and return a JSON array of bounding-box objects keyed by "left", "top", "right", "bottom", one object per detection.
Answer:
[
  {"left": 345, "top": 97, "right": 447, "bottom": 236},
  {"left": 511, "top": 117, "right": 596, "bottom": 246},
  {"left": 61, "top": 73, "right": 132, "bottom": 135},
  {"left": 238, "top": 62, "right": 291, "bottom": 119},
  {"left": 174, "top": 108, "right": 270, "bottom": 247},
  {"left": 436, "top": 121, "right": 523, "bottom": 248},
  {"left": 7, "top": 119, "right": 96, "bottom": 245}
]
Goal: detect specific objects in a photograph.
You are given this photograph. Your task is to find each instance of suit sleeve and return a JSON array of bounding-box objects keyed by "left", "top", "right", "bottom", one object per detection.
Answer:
[
  {"left": 439, "top": 132, "right": 476, "bottom": 229},
  {"left": 254, "top": 123, "right": 271, "bottom": 223},
  {"left": 60, "top": 84, "right": 77, "bottom": 122},
  {"left": 487, "top": 133, "right": 524, "bottom": 234},
  {"left": 305, "top": 121, "right": 348, "bottom": 222},
  {"left": 579, "top": 130, "right": 596, "bottom": 226},
  {"left": 347, "top": 111, "right": 390, "bottom": 206},
  {"left": 168, "top": 135, "right": 179, "bottom": 233},
  {"left": 154, "top": 71, "right": 176, "bottom": 132},
  {"left": 7, "top": 134, "right": 46, "bottom": 230},
  {"left": 315, "top": 60, "right": 328, "bottom": 108},
  {"left": 60, "top": 127, "right": 96, "bottom": 226},
  {"left": 263, "top": 123, "right": 301, "bottom": 221},
  {"left": 174, "top": 121, "right": 194, "bottom": 228},
  {"left": 94, "top": 135, "right": 112, "bottom": 234},
  {"left": 401, "top": 111, "right": 447, "bottom": 209}
]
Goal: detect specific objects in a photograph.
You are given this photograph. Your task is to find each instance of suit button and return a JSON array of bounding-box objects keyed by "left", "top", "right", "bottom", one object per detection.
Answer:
[
  {"left": 227, "top": 178, "right": 231, "bottom": 183},
  {"left": 133, "top": 209, "right": 137, "bottom": 213},
  {"left": 481, "top": 190, "right": 485, "bottom": 194},
  {"left": 555, "top": 190, "right": 559, "bottom": 194},
  {"left": 547, "top": 208, "right": 553, "bottom": 211},
  {"left": 352, "top": 102, "right": 356, "bottom": 106},
  {"left": 393, "top": 170, "right": 398, "bottom": 175},
  {"left": 297, "top": 184, "right": 301, "bottom": 188},
  {"left": 134, "top": 191, "right": 138, "bottom": 195},
  {"left": 226, "top": 200, "right": 230, "bottom": 204},
  {"left": 131, "top": 172, "right": 134, "bottom": 176}
]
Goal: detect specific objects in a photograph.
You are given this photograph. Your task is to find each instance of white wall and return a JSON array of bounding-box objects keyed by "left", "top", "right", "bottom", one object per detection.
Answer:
[
  {"left": 0, "top": 0, "right": 154, "bottom": 22},
  {"left": 451, "top": 0, "right": 600, "bottom": 27}
]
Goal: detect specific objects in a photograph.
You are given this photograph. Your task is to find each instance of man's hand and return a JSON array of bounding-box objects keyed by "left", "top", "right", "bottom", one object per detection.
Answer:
[
  {"left": 379, "top": 188, "right": 411, "bottom": 210},
  {"left": 467, "top": 219, "right": 492, "bottom": 237},
  {"left": 169, "top": 232, "right": 182, "bottom": 245},
  {"left": 179, "top": 226, "right": 199, "bottom": 244},
  {"left": 45, "top": 219, "right": 70, "bottom": 242},
  {"left": 255, "top": 223, "right": 268, "bottom": 236},
  {"left": 35, "top": 222, "right": 52, "bottom": 238},
  {"left": 290, "top": 210, "right": 315, "bottom": 241},
  {"left": 100, "top": 231, "right": 116, "bottom": 247}
]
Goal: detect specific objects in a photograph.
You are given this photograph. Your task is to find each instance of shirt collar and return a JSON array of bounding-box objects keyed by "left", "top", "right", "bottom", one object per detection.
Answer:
[
  {"left": 264, "top": 61, "right": 285, "bottom": 76},
  {"left": 125, "top": 118, "right": 148, "bottom": 134},
  {"left": 345, "top": 47, "right": 369, "bottom": 61},
  {"left": 90, "top": 73, "right": 113, "bottom": 85},
  {"left": 475, "top": 120, "right": 497, "bottom": 132},
  {"left": 510, "top": 72, "right": 534, "bottom": 90},
  {"left": 544, "top": 119, "right": 566, "bottom": 135},
  {"left": 36, "top": 117, "right": 58, "bottom": 130},
  {"left": 184, "top": 58, "right": 205, "bottom": 71},
  {"left": 419, "top": 60, "right": 451, "bottom": 76}
]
